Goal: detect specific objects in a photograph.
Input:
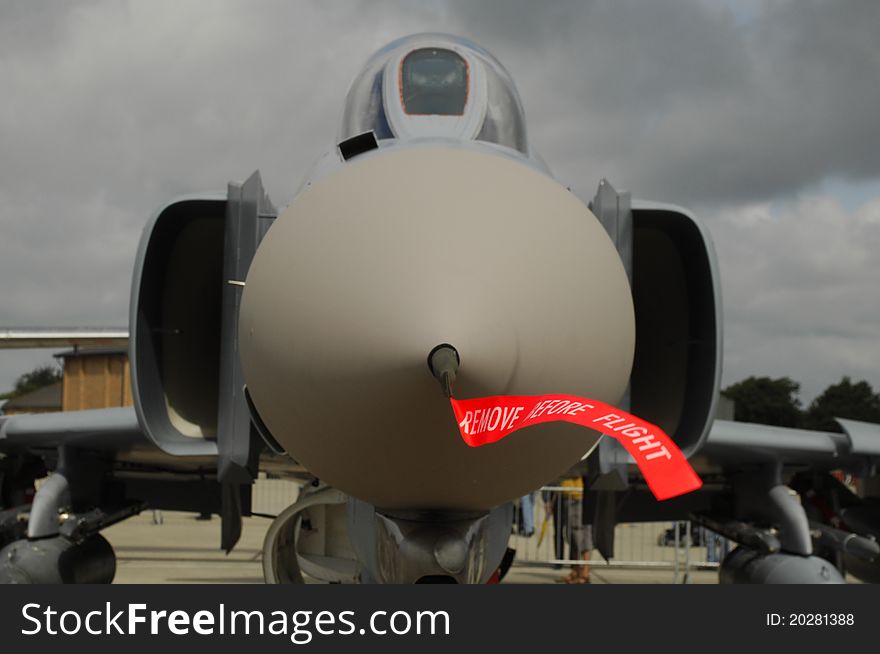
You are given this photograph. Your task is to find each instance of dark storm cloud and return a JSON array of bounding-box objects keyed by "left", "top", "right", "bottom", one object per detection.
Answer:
[{"left": 1, "top": 0, "right": 878, "bottom": 402}]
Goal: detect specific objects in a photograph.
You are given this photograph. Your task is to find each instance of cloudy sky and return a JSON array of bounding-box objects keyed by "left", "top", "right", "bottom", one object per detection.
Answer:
[{"left": 1, "top": 0, "right": 878, "bottom": 406}]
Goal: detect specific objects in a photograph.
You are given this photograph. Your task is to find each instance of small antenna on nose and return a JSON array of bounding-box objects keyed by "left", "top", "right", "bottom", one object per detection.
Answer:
[{"left": 427, "top": 344, "right": 460, "bottom": 398}]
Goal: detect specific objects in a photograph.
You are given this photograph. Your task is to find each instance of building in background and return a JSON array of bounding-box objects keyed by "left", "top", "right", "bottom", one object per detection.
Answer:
[
  {"left": 1, "top": 382, "right": 62, "bottom": 415},
  {"left": 54, "top": 347, "right": 133, "bottom": 411}
]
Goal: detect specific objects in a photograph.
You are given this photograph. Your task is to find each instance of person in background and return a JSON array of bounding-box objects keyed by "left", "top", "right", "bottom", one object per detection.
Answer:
[
  {"left": 557, "top": 477, "right": 592, "bottom": 583},
  {"left": 543, "top": 486, "right": 568, "bottom": 568},
  {"left": 704, "top": 528, "right": 729, "bottom": 563},
  {"left": 519, "top": 492, "right": 536, "bottom": 537}
]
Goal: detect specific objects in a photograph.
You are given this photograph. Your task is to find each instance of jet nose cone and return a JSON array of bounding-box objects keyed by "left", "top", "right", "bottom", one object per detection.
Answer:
[{"left": 240, "top": 147, "right": 634, "bottom": 511}]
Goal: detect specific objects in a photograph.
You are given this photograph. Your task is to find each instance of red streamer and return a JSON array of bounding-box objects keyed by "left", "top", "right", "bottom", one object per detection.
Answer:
[{"left": 450, "top": 394, "right": 702, "bottom": 501}]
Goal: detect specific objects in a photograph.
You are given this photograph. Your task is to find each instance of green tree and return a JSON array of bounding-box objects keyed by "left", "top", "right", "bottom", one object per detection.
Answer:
[
  {"left": 804, "top": 377, "right": 880, "bottom": 432},
  {"left": 5, "top": 365, "right": 63, "bottom": 400},
  {"left": 722, "top": 376, "right": 803, "bottom": 427}
]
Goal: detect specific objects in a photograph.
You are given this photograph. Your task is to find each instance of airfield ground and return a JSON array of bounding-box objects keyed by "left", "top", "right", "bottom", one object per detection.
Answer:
[{"left": 103, "top": 510, "right": 720, "bottom": 584}]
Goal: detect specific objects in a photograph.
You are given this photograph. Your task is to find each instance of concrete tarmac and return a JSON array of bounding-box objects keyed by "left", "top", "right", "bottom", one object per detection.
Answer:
[{"left": 103, "top": 511, "right": 719, "bottom": 584}]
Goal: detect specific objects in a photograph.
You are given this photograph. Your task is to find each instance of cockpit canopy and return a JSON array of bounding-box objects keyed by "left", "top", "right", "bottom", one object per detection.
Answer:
[
  {"left": 339, "top": 34, "right": 529, "bottom": 155},
  {"left": 401, "top": 48, "right": 469, "bottom": 116}
]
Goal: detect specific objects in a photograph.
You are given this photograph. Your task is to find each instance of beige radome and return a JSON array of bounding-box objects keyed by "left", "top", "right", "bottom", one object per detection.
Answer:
[{"left": 240, "top": 146, "right": 634, "bottom": 511}]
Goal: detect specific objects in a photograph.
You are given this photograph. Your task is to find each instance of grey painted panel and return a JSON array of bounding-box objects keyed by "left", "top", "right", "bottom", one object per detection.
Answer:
[
  {"left": 589, "top": 180, "right": 632, "bottom": 483},
  {"left": 704, "top": 419, "right": 846, "bottom": 463},
  {"left": 630, "top": 198, "right": 722, "bottom": 457},
  {"left": 129, "top": 192, "right": 225, "bottom": 458},
  {"left": 27, "top": 471, "right": 69, "bottom": 538},
  {"left": 836, "top": 418, "right": 880, "bottom": 456},
  {"left": 217, "top": 171, "right": 276, "bottom": 484},
  {"left": 0, "top": 407, "right": 145, "bottom": 450}
]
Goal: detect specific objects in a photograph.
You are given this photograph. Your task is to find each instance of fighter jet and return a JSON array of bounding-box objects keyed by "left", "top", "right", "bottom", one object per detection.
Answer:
[{"left": 1, "top": 33, "right": 878, "bottom": 584}]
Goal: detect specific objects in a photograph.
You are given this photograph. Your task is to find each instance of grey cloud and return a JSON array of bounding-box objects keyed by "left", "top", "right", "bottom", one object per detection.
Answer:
[
  {"left": 711, "top": 196, "right": 880, "bottom": 402},
  {"left": 0, "top": 0, "right": 441, "bottom": 389},
  {"left": 438, "top": 0, "right": 880, "bottom": 206},
  {"left": 1, "top": 0, "right": 879, "bottom": 401}
]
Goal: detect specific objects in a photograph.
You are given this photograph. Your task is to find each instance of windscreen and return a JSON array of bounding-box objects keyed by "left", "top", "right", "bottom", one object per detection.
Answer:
[{"left": 401, "top": 48, "right": 468, "bottom": 115}]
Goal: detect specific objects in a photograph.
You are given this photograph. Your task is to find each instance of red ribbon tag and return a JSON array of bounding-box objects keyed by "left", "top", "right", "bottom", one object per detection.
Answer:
[{"left": 450, "top": 394, "right": 702, "bottom": 501}]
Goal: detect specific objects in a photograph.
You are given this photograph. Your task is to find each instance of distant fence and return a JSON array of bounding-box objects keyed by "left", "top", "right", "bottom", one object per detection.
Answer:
[{"left": 511, "top": 487, "right": 725, "bottom": 582}]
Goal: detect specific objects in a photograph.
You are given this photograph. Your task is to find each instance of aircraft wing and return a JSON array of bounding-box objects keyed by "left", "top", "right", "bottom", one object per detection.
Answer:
[
  {"left": 0, "top": 328, "right": 129, "bottom": 350},
  {"left": 701, "top": 418, "right": 880, "bottom": 467},
  {"left": 0, "top": 407, "right": 144, "bottom": 451},
  {"left": 0, "top": 406, "right": 232, "bottom": 482}
]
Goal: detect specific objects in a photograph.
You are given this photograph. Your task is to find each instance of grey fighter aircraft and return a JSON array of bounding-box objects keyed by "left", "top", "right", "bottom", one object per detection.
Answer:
[{"left": 1, "top": 34, "right": 878, "bottom": 584}]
